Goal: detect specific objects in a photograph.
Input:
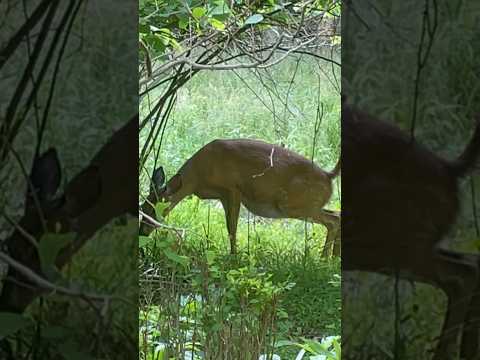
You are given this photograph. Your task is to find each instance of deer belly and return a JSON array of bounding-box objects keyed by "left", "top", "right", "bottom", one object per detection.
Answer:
[{"left": 242, "top": 200, "right": 285, "bottom": 218}]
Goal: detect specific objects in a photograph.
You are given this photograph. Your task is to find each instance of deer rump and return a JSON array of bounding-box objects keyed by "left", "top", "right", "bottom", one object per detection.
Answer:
[
  {"left": 142, "top": 138, "right": 340, "bottom": 256},
  {"left": 343, "top": 107, "right": 460, "bottom": 260},
  {"left": 342, "top": 103, "right": 480, "bottom": 359}
]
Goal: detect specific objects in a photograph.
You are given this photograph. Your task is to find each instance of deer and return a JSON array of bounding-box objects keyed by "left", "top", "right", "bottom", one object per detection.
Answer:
[
  {"left": 342, "top": 99, "right": 480, "bottom": 360},
  {"left": 0, "top": 115, "right": 138, "bottom": 312},
  {"left": 140, "top": 139, "right": 341, "bottom": 256}
]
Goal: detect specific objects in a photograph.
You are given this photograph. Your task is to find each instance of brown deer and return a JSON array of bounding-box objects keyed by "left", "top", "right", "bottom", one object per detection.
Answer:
[
  {"left": 140, "top": 139, "right": 341, "bottom": 256},
  {"left": 342, "top": 101, "right": 480, "bottom": 359}
]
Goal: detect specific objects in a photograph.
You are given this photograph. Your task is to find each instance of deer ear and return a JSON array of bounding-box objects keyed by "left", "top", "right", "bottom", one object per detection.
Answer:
[
  {"left": 30, "top": 148, "right": 61, "bottom": 202},
  {"left": 152, "top": 167, "right": 165, "bottom": 189}
]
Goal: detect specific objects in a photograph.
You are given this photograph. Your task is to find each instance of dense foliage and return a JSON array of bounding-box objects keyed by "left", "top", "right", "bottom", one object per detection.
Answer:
[{"left": 138, "top": 0, "right": 341, "bottom": 358}]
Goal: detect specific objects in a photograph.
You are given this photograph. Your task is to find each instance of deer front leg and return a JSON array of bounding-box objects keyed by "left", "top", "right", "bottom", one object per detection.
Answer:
[{"left": 220, "top": 191, "right": 241, "bottom": 255}]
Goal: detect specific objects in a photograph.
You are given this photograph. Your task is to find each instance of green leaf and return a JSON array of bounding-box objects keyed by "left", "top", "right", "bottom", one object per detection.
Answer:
[
  {"left": 274, "top": 339, "right": 297, "bottom": 347},
  {"left": 155, "top": 33, "right": 170, "bottom": 46},
  {"left": 143, "top": 33, "right": 166, "bottom": 53},
  {"left": 192, "top": 7, "right": 206, "bottom": 19},
  {"left": 154, "top": 344, "right": 166, "bottom": 359},
  {"left": 154, "top": 202, "right": 169, "bottom": 220},
  {"left": 210, "top": 3, "right": 231, "bottom": 16},
  {"left": 139, "top": 236, "right": 150, "bottom": 248},
  {"left": 333, "top": 337, "right": 341, "bottom": 358},
  {"left": 303, "top": 338, "right": 327, "bottom": 354},
  {"left": 163, "top": 248, "right": 189, "bottom": 267},
  {"left": 178, "top": 16, "right": 189, "bottom": 30},
  {"left": 244, "top": 14, "right": 264, "bottom": 25},
  {"left": 208, "top": 18, "right": 226, "bottom": 30},
  {"left": 139, "top": 22, "right": 150, "bottom": 34},
  {"left": 169, "top": 38, "right": 182, "bottom": 51},
  {"left": 0, "top": 313, "right": 30, "bottom": 339},
  {"left": 206, "top": 250, "right": 217, "bottom": 264}
]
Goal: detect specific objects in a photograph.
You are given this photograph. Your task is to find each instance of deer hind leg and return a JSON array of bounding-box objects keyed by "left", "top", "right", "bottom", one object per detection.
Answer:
[
  {"left": 220, "top": 190, "right": 241, "bottom": 255},
  {"left": 419, "top": 249, "right": 478, "bottom": 360},
  {"left": 312, "top": 209, "right": 341, "bottom": 257},
  {"left": 343, "top": 245, "right": 477, "bottom": 359},
  {"left": 460, "top": 253, "right": 480, "bottom": 360}
]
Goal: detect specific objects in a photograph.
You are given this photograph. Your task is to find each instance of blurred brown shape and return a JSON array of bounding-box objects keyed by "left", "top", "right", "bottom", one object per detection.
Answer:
[{"left": 342, "top": 100, "right": 480, "bottom": 359}]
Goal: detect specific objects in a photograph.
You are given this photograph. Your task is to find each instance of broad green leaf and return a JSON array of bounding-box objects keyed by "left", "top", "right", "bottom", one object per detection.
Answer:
[
  {"left": 244, "top": 14, "right": 264, "bottom": 25},
  {"left": 178, "top": 17, "right": 189, "bottom": 30},
  {"left": 206, "top": 250, "right": 217, "bottom": 264},
  {"left": 163, "top": 248, "right": 189, "bottom": 267},
  {"left": 139, "top": 236, "right": 150, "bottom": 248},
  {"left": 209, "top": 18, "right": 225, "bottom": 30},
  {"left": 210, "top": 3, "right": 231, "bottom": 16},
  {"left": 156, "top": 33, "right": 171, "bottom": 46},
  {"left": 169, "top": 37, "right": 182, "bottom": 50},
  {"left": 274, "top": 339, "right": 297, "bottom": 347},
  {"left": 192, "top": 7, "right": 206, "bottom": 19},
  {"left": 154, "top": 344, "right": 166, "bottom": 359},
  {"left": 333, "top": 337, "right": 341, "bottom": 358},
  {"left": 155, "top": 202, "right": 169, "bottom": 220},
  {"left": 303, "top": 338, "right": 328, "bottom": 354},
  {"left": 144, "top": 33, "right": 166, "bottom": 53},
  {"left": 0, "top": 313, "right": 30, "bottom": 339}
]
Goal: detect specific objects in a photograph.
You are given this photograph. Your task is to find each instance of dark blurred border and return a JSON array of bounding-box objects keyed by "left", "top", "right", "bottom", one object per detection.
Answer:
[
  {"left": 0, "top": 1, "right": 138, "bottom": 358},
  {"left": 342, "top": 0, "right": 480, "bottom": 359}
]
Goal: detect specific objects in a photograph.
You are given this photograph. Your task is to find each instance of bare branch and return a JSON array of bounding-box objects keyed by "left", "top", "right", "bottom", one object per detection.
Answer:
[
  {"left": 0, "top": 251, "right": 131, "bottom": 305},
  {"left": 160, "top": 37, "right": 319, "bottom": 71}
]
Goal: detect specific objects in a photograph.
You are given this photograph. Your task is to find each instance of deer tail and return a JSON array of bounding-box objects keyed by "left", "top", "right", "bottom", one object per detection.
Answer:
[
  {"left": 450, "top": 114, "right": 480, "bottom": 178},
  {"left": 327, "top": 152, "right": 341, "bottom": 178}
]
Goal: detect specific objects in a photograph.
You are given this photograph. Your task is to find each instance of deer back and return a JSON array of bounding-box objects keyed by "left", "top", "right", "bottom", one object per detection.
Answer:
[{"left": 179, "top": 139, "right": 333, "bottom": 200}]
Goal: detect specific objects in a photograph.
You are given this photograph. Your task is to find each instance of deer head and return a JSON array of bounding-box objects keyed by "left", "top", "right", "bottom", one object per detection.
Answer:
[{"left": 1, "top": 115, "right": 137, "bottom": 312}]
